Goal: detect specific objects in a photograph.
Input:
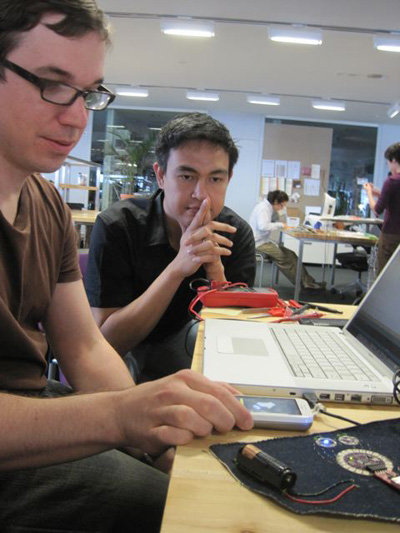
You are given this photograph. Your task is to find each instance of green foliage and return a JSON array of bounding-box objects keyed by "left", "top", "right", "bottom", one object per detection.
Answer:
[{"left": 104, "top": 129, "right": 157, "bottom": 186}]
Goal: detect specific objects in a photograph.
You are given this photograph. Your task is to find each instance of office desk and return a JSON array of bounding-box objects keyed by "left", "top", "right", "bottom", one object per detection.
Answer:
[
  {"left": 160, "top": 305, "right": 399, "bottom": 533},
  {"left": 281, "top": 229, "right": 378, "bottom": 300},
  {"left": 70, "top": 210, "right": 99, "bottom": 247}
]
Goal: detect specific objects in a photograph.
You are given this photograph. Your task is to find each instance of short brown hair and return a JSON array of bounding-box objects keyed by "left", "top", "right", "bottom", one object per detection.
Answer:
[
  {"left": 384, "top": 142, "right": 400, "bottom": 164},
  {"left": 0, "top": 0, "right": 110, "bottom": 79},
  {"left": 267, "top": 190, "right": 289, "bottom": 205}
]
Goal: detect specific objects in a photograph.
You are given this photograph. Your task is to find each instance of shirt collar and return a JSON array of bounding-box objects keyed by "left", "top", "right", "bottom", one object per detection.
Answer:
[{"left": 147, "top": 189, "right": 170, "bottom": 246}]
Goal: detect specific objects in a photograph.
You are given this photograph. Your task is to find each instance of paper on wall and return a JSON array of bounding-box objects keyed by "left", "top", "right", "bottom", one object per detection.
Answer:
[
  {"left": 287, "top": 161, "right": 301, "bottom": 180},
  {"left": 261, "top": 159, "right": 275, "bottom": 177},
  {"left": 304, "top": 178, "right": 320, "bottom": 196},
  {"left": 278, "top": 177, "right": 286, "bottom": 190},
  {"left": 261, "top": 177, "right": 269, "bottom": 194},
  {"left": 311, "top": 164, "right": 321, "bottom": 179},
  {"left": 275, "top": 160, "right": 287, "bottom": 178},
  {"left": 285, "top": 179, "right": 293, "bottom": 195},
  {"left": 270, "top": 177, "right": 277, "bottom": 190}
]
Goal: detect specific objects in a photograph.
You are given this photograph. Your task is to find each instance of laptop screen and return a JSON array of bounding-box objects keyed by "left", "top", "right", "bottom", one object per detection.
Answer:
[{"left": 346, "top": 245, "right": 400, "bottom": 372}]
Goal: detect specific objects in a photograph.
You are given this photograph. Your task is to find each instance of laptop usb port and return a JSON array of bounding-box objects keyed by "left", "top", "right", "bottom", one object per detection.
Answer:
[
  {"left": 334, "top": 393, "right": 345, "bottom": 401},
  {"left": 319, "top": 393, "right": 330, "bottom": 400},
  {"left": 350, "top": 394, "right": 362, "bottom": 402}
]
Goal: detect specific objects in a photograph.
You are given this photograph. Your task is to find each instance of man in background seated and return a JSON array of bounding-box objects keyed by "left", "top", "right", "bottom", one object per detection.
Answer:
[
  {"left": 250, "top": 190, "right": 325, "bottom": 290},
  {"left": 0, "top": 3, "right": 253, "bottom": 531},
  {"left": 85, "top": 113, "right": 255, "bottom": 381}
]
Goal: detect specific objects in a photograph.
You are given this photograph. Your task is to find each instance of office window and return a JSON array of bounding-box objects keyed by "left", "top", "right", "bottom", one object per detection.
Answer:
[{"left": 91, "top": 109, "right": 188, "bottom": 209}]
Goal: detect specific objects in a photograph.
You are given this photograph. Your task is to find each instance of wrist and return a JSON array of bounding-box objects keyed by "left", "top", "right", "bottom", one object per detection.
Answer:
[{"left": 205, "top": 261, "right": 225, "bottom": 282}]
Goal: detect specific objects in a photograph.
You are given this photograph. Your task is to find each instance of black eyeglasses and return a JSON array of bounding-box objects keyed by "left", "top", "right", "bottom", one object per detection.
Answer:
[{"left": 2, "top": 59, "right": 116, "bottom": 111}]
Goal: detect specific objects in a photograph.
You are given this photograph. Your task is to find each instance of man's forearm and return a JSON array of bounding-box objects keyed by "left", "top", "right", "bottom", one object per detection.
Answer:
[
  {"left": 100, "top": 264, "right": 185, "bottom": 355},
  {"left": 0, "top": 390, "right": 122, "bottom": 470},
  {"left": 59, "top": 335, "right": 136, "bottom": 393}
]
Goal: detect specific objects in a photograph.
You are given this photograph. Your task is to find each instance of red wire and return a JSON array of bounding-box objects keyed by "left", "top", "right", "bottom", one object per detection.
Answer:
[{"left": 285, "top": 484, "right": 358, "bottom": 505}]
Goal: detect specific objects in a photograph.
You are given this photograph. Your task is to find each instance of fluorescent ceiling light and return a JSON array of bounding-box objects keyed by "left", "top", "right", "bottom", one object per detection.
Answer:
[
  {"left": 247, "top": 94, "right": 280, "bottom": 106},
  {"left": 161, "top": 18, "right": 215, "bottom": 38},
  {"left": 312, "top": 99, "right": 346, "bottom": 111},
  {"left": 374, "top": 35, "right": 400, "bottom": 53},
  {"left": 186, "top": 90, "right": 219, "bottom": 101},
  {"left": 387, "top": 103, "right": 400, "bottom": 118},
  {"left": 107, "top": 125, "right": 125, "bottom": 129},
  {"left": 268, "top": 27, "right": 322, "bottom": 45},
  {"left": 116, "top": 87, "right": 149, "bottom": 98}
]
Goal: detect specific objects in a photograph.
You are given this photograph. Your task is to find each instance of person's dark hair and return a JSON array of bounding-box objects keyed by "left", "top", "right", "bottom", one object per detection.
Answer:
[
  {"left": 0, "top": 0, "right": 110, "bottom": 79},
  {"left": 267, "top": 190, "right": 289, "bottom": 205},
  {"left": 155, "top": 112, "right": 239, "bottom": 173},
  {"left": 384, "top": 142, "right": 400, "bottom": 164}
]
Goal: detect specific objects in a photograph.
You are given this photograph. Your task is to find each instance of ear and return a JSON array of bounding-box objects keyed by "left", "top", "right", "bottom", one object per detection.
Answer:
[{"left": 153, "top": 162, "right": 165, "bottom": 189}]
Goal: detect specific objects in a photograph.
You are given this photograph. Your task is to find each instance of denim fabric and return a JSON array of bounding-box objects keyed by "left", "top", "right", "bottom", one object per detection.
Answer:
[{"left": 0, "top": 382, "right": 169, "bottom": 532}]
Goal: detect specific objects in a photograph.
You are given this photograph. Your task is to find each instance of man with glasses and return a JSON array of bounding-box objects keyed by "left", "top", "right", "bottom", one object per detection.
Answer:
[
  {"left": 250, "top": 190, "right": 325, "bottom": 290},
  {"left": 0, "top": 2, "right": 252, "bottom": 531}
]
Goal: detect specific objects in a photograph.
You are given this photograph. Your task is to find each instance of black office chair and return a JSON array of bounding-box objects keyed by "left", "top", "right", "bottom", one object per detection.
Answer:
[{"left": 333, "top": 248, "right": 369, "bottom": 299}]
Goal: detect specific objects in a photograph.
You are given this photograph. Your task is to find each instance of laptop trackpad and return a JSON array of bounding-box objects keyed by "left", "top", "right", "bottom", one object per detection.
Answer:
[{"left": 217, "top": 336, "right": 268, "bottom": 356}]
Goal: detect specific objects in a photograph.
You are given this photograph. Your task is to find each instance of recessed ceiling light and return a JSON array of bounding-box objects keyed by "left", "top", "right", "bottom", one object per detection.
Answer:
[
  {"left": 312, "top": 99, "right": 346, "bottom": 111},
  {"left": 186, "top": 90, "right": 219, "bottom": 101},
  {"left": 268, "top": 27, "right": 322, "bottom": 46},
  {"left": 387, "top": 103, "right": 400, "bottom": 118},
  {"left": 116, "top": 87, "right": 149, "bottom": 98},
  {"left": 374, "top": 35, "right": 400, "bottom": 53},
  {"left": 246, "top": 95, "right": 280, "bottom": 106},
  {"left": 161, "top": 18, "right": 215, "bottom": 38}
]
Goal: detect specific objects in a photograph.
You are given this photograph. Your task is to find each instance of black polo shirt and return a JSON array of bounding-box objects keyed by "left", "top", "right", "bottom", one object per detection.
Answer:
[{"left": 85, "top": 190, "right": 255, "bottom": 342}]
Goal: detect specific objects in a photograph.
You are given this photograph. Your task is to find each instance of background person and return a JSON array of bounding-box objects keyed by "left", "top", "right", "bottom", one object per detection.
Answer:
[
  {"left": 0, "top": 2, "right": 253, "bottom": 531},
  {"left": 250, "top": 190, "right": 325, "bottom": 290},
  {"left": 364, "top": 142, "right": 400, "bottom": 274},
  {"left": 86, "top": 113, "right": 256, "bottom": 382}
]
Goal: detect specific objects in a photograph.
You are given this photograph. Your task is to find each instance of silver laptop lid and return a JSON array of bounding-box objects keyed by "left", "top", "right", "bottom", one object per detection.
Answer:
[{"left": 345, "top": 244, "right": 400, "bottom": 372}]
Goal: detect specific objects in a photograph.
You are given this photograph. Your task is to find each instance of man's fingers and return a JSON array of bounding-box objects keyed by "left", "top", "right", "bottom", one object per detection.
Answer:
[
  {"left": 186, "top": 198, "right": 211, "bottom": 231},
  {"left": 209, "top": 221, "right": 237, "bottom": 234},
  {"left": 173, "top": 370, "right": 253, "bottom": 432}
]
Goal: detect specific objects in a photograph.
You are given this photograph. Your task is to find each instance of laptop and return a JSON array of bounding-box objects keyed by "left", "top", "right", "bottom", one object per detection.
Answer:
[{"left": 203, "top": 245, "right": 400, "bottom": 404}]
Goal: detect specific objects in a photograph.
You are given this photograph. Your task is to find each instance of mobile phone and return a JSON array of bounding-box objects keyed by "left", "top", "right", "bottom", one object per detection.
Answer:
[{"left": 237, "top": 396, "right": 314, "bottom": 431}]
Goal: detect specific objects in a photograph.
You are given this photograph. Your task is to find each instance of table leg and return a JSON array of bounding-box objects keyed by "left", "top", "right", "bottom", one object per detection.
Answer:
[
  {"left": 330, "top": 242, "right": 338, "bottom": 288},
  {"left": 294, "top": 240, "right": 303, "bottom": 301}
]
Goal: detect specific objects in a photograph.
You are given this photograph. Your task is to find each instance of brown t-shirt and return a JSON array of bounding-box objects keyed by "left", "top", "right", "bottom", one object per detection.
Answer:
[{"left": 0, "top": 174, "right": 81, "bottom": 391}]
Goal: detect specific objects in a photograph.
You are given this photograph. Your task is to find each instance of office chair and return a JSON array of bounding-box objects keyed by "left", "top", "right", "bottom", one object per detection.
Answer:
[
  {"left": 255, "top": 251, "right": 277, "bottom": 288},
  {"left": 333, "top": 248, "right": 369, "bottom": 299}
]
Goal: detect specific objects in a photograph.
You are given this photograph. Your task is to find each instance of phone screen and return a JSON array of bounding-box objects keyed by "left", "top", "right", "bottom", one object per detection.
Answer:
[{"left": 239, "top": 397, "right": 301, "bottom": 415}]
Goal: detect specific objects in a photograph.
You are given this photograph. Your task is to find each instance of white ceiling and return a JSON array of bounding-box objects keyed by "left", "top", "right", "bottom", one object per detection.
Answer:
[{"left": 97, "top": 0, "right": 400, "bottom": 125}]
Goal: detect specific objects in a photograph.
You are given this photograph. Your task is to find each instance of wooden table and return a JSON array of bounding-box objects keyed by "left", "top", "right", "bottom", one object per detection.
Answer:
[
  {"left": 71, "top": 210, "right": 99, "bottom": 247},
  {"left": 160, "top": 305, "right": 400, "bottom": 532},
  {"left": 280, "top": 229, "right": 379, "bottom": 300}
]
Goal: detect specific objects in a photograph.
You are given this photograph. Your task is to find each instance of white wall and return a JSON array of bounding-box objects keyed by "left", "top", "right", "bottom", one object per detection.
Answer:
[
  {"left": 374, "top": 124, "right": 400, "bottom": 188},
  {"left": 210, "top": 111, "right": 264, "bottom": 223}
]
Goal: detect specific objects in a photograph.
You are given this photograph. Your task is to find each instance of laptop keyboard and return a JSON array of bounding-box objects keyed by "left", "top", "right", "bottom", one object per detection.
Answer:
[{"left": 272, "top": 328, "right": 378, "bottom": 381}]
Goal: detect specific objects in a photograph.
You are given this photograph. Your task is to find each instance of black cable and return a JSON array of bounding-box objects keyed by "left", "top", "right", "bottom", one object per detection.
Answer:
[
  {"left": 302, "top": 392, "right": 361, "bottom": 426},
  {"left": 290, "top": 478, "right": 356, "bottom": 497},
  {"left": 184, "top": 319, "right": 200, "bottom": 358},
  {"left": 318, "top": 407, "right": 361, "bottom": 426}
]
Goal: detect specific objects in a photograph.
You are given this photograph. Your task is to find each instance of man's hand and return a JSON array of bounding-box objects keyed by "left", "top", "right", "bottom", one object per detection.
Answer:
[
  {"left": 172, "top": 198, "right": 236, "bottom": 280},
  {"left": 116, "top": 370, "right": 253, "bottom": 457}
]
